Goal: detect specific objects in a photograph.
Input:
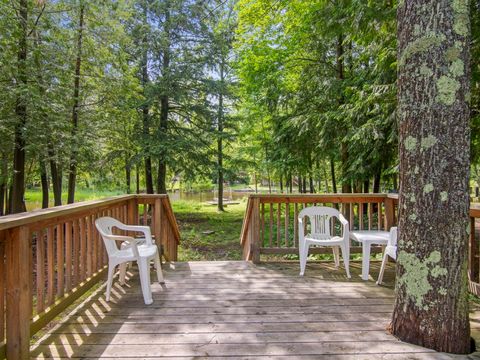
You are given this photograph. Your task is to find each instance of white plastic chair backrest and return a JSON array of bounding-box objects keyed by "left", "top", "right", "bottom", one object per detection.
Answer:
[
  {"left": 95, "top": 217, "right": 125, "bottom": 256},
  {"left": 388, "top": 226, "right": 398, "bottom": 247},
  {"left": 298, "top": 206, "right": 340, "bottom": 239}
]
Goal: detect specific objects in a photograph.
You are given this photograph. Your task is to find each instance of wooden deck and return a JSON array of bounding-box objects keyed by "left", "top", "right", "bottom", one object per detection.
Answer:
[{"left": 31, "top": 261, "right": 480, "bottom": 359}]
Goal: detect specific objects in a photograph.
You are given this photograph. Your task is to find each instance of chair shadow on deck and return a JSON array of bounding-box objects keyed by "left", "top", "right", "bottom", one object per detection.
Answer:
[{"left": 30, "top": 263, "right": 191, "bottom": 359}]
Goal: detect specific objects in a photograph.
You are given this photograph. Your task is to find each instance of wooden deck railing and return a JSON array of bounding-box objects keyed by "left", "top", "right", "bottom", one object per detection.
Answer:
[
  {"left": 240, "top": 194, "right": 398, "bottom": 263},
  {"left": 0, "top": 194, "right": 180, "bottom": 359},
  {"left": 240, "top": 193, "right": 480, "bottom": 297}
]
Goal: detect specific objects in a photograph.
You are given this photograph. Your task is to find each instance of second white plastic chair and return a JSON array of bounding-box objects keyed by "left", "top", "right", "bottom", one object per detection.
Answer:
[
  {"left": 376, "top": 227, "right": 398, "bottom": 285},
  {"left": 95, "top": 217, "right": 164, "bottom": 305},
  {"left": 298, "top": 206, "right": 351, "bottom": 278}
]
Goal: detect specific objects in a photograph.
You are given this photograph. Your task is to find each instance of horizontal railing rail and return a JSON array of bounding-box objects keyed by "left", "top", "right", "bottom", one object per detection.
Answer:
[{"left": 0, "top": 194, "right": 180, "bottom": 359}]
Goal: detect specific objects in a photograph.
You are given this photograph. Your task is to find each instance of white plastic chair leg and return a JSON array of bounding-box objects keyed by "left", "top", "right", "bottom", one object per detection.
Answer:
[
  {"left": 377, "top": 252, "right": 389, "bottom": 285},
  {"left": 340, "top": 244, "right": 351, "bottom": 279},
  {"left": 154, "top": 251, "right": 164, "bottom": 283},
  {"left": 106, "top": 263, "right": 116, "bottom": 302},
  {"left": 299, "top": 242, "right": 309, "bottom": 276},
  {"left": 332, "top": 246, "right": 340, "bottom": 268},
  {"left": 119, "top": 262, "right": 127, "bottom": 285},
  {"left": 137, "top": 258, "right": 153, "bottom": 305}
]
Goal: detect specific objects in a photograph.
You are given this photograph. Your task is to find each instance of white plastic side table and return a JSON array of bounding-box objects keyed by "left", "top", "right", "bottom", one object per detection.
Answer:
[{"left": 349, "top": 230, "right": 390, "bottom": 280}]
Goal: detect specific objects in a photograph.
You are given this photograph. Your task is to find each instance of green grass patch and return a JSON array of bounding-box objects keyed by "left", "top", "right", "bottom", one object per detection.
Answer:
[
  {"left": 25, "top": 188, "right": 126, "bottom": 211},
  {"left": 172, "top": 199, "right": 248, "bottom": 261}
]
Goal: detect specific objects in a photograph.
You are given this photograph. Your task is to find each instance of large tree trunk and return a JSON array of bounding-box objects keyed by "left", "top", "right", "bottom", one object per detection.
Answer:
[
  {"left": 373, "top": 170, "right": 381, "bottom": 193},
  {"left": 330, "top": 159, "right": 337, "bottom": 193},
  {"left": 139, "top": 2, "right": 153, "bottom": 194},
  {"left": 67, "top": 2, "right": 85, "bottom": 204},
  {"left": 136, "top": 163, "right": 140, "bottom": 194},
  {"left": 40, "top": 158, "right": 49, "bottom": 209},
  {"left": 337, "top": 33, "right": 351, "bottom": 198},
  {"left": 125, "top": 154, "right": 131, "bottom": 194},
  {"left": 11, "top": 0, "right": 28, "bottom": 214},
  {"left": 392, "top": 1, "right": 471, "bottom": 353},
  {"left": 217, "top": 59, "right": 225, "bottom": 211},
  {"left": 34, "top": 30, "right": 61, "bottom": 208},
  {"left": 0, "top": 152, "right": 7, "bottom": 216},
  {"left": 157, "top": 2, "right": 171, "bottom": 195},
  {"left": 48, "top": 145, "right": 62, "bottom": 206}
]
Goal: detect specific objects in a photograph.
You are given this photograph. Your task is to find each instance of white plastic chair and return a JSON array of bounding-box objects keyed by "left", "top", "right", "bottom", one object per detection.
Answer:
[
  {"left": 95, "top": 217, "right": 164, "bottom": 305},
  {"left": 298, "top": 206, "right": 350, "bottom": 278},
  {"left": 376, "top": 227, "right": 398, "bottom": 285}
]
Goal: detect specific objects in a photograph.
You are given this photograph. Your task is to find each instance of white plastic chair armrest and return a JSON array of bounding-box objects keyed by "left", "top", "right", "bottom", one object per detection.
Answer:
[
  {"left": 115, "top": 224, "right": 153, "bottom": 245},
  {"left": 105, "top": 234, "right": 141, "bottom": 257}
]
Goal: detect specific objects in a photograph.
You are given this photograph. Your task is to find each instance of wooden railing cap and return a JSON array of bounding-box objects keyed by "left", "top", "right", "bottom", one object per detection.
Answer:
[{"left": 0, "top": 194, "right": 169, "bottom": 231}]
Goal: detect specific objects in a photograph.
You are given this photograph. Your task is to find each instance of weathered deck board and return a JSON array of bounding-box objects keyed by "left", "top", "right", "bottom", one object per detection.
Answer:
[{"left": 31, "top": 261, "right": 480, "bottom": 359}]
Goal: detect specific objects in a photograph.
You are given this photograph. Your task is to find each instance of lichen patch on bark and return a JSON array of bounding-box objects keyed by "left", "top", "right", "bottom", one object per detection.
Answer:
[
  {"left": 440, "top": 191, "right": 448, "bottom": 201},
  {"left": 399, "top": 33, "right": 446, "bottom": 67},
  {"left": 449, "top": 59, "right": 464, "bottom": 77},
  {"left": 452, "top": 0, "right": 469, "bottom": 37},
  {"left": 397, "top": 250, "right": 446, "bottom": 310},
  {"left": 436, "top": 75, "right": 460, "bottom": 105},
  {"left": 405, "top": 136, "right": 418, "bottom": 151},
  {"left": 423, "top": 183, "right": 434, "bottom": 194},
  {"left": 421, "top": 135, "right": 438, "bottom": 150}
]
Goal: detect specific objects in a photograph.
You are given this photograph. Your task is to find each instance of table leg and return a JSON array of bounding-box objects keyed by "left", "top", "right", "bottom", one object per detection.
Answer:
[{"left": 362, "top": 242, "right": 371, "bottom": 281}]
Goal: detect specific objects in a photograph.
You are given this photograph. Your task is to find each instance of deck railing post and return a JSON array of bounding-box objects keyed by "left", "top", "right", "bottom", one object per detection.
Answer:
[
  {"left": 469, "top": 216, "right": 480, "bottom": 286},
  {"left": 127, "top": 197, "right": 138, "bottom": 225},
  {"left": 250, "top": 198, "right": 261, "bottom": 264},
  {"left": 5, "top": 226, "right": 31, "bottom": 360},
  {"left": 154, "top": 198, "right": 162, "bottom": 251},
  {"left": 384, "top": 196, "right": 395, "bottom": 230}
]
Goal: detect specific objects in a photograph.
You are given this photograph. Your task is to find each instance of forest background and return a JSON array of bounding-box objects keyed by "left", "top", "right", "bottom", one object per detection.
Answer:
[{"left": 1, "top": 0, "right": 480, "bottom": 215}]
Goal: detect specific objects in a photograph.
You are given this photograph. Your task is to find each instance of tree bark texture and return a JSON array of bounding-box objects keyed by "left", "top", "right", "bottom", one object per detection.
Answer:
[
  {"left": 40, "top": 158, "right": 49, "bottom": 209},
  {"left": 140, "top": 2, "right": 153, "bottom": 195},
  {"left": 11, "top": 0, "right": 28, "bottom": 214},
  {"left": 157, "top": 2, "right": 171, "bottom": 195},
  {"left": 330, "top": 159, "right": 337, "bottom": 193},
  {"left": 125, "top": 155, "right": 131, "bottom": 194},
  {"left": 0, "top": 152, "right": 7, "bottom": 216},
  {"left": 392, "top": 0, "right": 471, "bottom": 353},
  {"left": 48, "top": 145, "right": 62, "bottom": 206},
  {"left": 67, "top": 2, "right": 85, "bottom": 204}
]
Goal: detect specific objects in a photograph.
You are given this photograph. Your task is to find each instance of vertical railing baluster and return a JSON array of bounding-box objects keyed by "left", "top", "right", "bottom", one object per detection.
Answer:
[
  {"left": 276, "top": 203, "right": 281, "bottom": 247},
  {"left": 269, "top": 203, "right": 273, "bottom": 248},
  {"left": 285, "top": 202, "right": 289, "bottom": 247},
  {"left": 65, "top": 222, "right": 72, "bottom": 293},
  {"left": 56, "top": 224, "right": 64, "bottom": 298},
  {"left": 36, "top": 230, "right": 45, "bottom": 313},
  {"left": 294, "top": 203, "right": 299, "bottom": 248},
  {"left": 46, "top": 227, "right": 55, "bottom": 306},
  {"left": 359, "top": 203, "right": 364, "bottom": 230}
]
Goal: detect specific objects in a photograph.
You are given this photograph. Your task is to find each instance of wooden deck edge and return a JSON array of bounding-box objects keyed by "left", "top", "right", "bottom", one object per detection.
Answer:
[{"left": 30, "top": 266, "right": 107, "bottom": 336}]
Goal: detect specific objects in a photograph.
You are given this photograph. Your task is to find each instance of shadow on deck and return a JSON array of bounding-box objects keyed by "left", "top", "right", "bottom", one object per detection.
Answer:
[{"left": 31, "top": 261, "right": 480, "bottom": 359}]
